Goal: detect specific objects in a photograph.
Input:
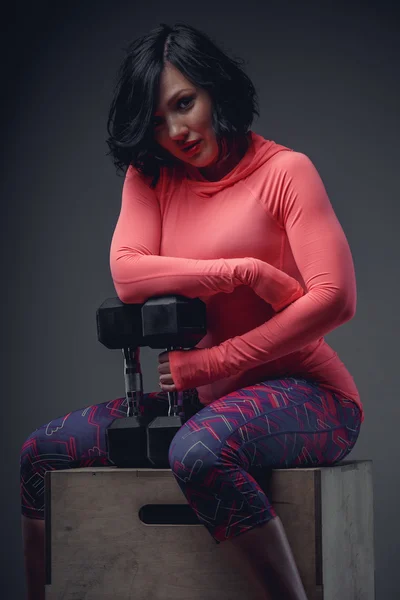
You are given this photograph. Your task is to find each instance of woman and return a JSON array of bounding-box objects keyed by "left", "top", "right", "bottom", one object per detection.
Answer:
[{"left": 20, "top": 22, "right": 363, "bottom": 600}]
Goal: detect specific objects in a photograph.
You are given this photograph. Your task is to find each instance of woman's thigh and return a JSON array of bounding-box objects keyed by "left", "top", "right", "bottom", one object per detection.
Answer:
[
  {"left": 168, "top": 377, "right": 362, "bottom": 543},
  {"left": 169, "top": 376, "right": 362, "bottom": 474},
  {"left": 19, "top": 391, "right": 183, "bottom": 519}
]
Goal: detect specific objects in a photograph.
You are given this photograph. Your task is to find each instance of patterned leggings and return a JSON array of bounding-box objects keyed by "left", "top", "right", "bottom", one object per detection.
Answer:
[{"left": 20, "top": 377, "right": 361, "bottom": 544}]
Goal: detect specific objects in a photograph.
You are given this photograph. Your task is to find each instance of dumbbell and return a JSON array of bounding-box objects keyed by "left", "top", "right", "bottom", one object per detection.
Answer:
[
  {"left": 97, "top": 298, "right": 146, "bottom": 467},
  {"left": 96, "top": 295, "right": 207, "bottom": 468},
  {"left": 141, "top": 296, "right": 207, "bottom": 468}
]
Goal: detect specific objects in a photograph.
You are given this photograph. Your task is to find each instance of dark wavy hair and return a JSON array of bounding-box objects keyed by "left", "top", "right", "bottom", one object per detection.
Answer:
[{"left": 106, "top": 22, "right": 259, "bottom": 188}]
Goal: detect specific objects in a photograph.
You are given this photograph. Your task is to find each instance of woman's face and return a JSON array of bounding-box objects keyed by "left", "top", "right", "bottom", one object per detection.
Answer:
[{"left": 152, "top": 62, "right": 220, "bottom": 168}]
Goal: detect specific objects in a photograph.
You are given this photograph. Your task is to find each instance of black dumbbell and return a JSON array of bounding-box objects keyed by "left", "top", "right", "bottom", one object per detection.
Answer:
[
  {"left": 142, "top": 296, "right": 206, "bottom": 467},
  {"left": 97, "top": 298, "right": 148, "bottom": 468},
  {"left": 96, "top": 295, "right": 207, "bottom": 468}
]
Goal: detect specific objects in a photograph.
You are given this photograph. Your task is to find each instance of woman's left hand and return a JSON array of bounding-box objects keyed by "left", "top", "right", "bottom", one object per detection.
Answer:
[{"left": 158, "top": 351, "right": 177, "bottom": 392}]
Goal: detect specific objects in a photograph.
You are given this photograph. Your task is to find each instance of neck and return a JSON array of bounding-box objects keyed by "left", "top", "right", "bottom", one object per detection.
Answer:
[{"left": 198, "top": 134, "right": 250, "bottom": 182}]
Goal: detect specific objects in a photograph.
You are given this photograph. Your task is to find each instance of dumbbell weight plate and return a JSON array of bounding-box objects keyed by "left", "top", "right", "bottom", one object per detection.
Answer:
[
  {"left": 106, "top": 415, "right": 149, "bottom": 468},
  {"left": 141, "top": 295, "right": 207, "bottom": 348},
  {"left": 147, "top": 415, "right": 183, "bottom": 468}
]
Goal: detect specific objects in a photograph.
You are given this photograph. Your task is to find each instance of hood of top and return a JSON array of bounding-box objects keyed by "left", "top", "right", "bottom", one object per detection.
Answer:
[{"left": 182, "top": 131, "right": 292, "bottom": 198}]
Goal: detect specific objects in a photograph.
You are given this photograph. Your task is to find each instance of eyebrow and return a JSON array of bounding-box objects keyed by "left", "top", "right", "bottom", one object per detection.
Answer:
[{"left": 166, "top": 88, "right": 193, "bottom": 105}]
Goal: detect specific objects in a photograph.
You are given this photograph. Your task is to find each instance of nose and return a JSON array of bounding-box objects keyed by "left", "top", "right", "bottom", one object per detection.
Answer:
[{"left": 167, "top": 115, "right": 188, "bottom": 141}]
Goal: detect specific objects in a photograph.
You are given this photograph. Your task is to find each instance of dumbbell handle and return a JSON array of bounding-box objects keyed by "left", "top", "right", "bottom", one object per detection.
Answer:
[
  {"left": 122, "top": 345, "right": 183, "bottom": 418},
  {"left": 165, "top": 346, "right": 182, "bottom": 417},
  {"left": 123, "top": 347, "right": 143, "bottom": 418}
]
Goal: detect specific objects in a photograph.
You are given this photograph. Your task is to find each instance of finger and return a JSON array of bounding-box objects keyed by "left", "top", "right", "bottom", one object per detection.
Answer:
[
  {"left": 160, "top": 375, "right": 174, "bottom": 385},
  {"left": 160, "top": 383, "right": 177, "bottom": 393},
  {"left": 158, "top": 352, "right": 169, "bottom": 364}
]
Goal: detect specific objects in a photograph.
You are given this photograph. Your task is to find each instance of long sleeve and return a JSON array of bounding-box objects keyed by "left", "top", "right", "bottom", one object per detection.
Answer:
[
  {"left": 169, "top": 152, "right": 357, "bottom": 391},
  {"left": 109, "top": 166, "right": 304, "bottom": 309}
]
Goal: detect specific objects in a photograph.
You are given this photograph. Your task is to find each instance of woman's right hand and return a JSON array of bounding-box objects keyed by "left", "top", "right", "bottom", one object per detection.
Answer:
[{"left": 238, "top": 256, "right": 305, "bottom": 312}]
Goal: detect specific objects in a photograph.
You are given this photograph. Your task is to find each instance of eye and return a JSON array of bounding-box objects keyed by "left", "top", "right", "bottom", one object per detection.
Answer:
[
  {"left": 152, "top": 96, "right": 194, "bottom": 128},
  {"left": 177, "top": 96, "right": 194, "bottom": 110}
]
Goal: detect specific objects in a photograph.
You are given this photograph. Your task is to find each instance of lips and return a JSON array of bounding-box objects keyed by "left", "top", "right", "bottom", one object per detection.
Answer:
[{"left": 182, "top": 139, "right": 202, "bottom": 152}]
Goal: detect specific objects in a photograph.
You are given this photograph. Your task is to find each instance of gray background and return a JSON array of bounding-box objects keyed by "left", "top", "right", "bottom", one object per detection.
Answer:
[{"left": 1, "top": 1, "right": 399, "bottom": 598}]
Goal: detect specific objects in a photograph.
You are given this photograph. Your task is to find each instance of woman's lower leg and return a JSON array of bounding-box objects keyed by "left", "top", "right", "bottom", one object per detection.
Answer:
[
  {"left": 21, "top": 514, "right": 45, "bottom": 600},
  {"left": 226, "top": 515, "right": 308, "bottom": 600}
]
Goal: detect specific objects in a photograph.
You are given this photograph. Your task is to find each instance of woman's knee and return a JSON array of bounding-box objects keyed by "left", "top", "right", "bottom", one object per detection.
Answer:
[
  {"left": 20, "top": 425, "right": 52, "bottom": 485},
  {"left": 20, "top": 428, "right": 41, "bottom": 467},
  {"left": 20, "top": 428, "right": 48, "bottom": 518},
  {"left": 168, "top": 422, "right": 220, "bottom": 480}
]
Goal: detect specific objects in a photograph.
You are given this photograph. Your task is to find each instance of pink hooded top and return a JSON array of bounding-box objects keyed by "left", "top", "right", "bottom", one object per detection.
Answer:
[{"left": 110, "top": 131, "right": 364, "bottom": 422}]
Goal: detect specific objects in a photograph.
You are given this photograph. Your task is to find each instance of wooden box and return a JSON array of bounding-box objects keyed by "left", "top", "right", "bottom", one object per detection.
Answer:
[{"left": 44, "top": 460, "right": 374, "bottom": 599}]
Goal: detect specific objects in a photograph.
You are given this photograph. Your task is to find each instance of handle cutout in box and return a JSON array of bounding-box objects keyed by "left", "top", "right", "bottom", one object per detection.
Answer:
[{"left": 139, "top": 504, "right": 201, "bottom": 525}]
